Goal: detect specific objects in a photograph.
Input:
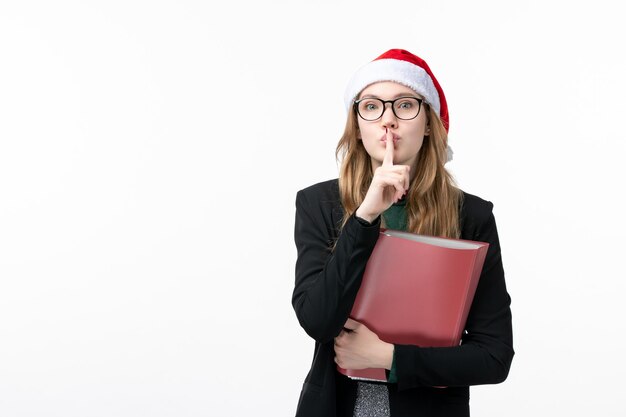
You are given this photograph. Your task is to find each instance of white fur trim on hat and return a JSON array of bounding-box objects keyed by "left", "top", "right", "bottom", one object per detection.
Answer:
[{"left": 344, "top": 58, "right": 441, "bottom": 115}]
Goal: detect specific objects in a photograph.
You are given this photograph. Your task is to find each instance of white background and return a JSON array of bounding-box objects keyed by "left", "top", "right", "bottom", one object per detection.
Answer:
[{"left": 1, "top": 0, "right": 624, "bottom": 416}]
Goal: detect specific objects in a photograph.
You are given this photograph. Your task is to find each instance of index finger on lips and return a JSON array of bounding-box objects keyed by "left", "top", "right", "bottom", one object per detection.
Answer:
[{"left": 382, "top": 128, "right": 394, "bottom": 167}]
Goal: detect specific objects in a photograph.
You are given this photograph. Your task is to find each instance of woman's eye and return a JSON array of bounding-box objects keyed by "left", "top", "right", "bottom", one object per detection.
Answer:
[
  {"left": 398, "top": 101, "right": 413, "bottom": 109},
  {"left": 365, "top": 103, "right": 379, "bottom": 111}
]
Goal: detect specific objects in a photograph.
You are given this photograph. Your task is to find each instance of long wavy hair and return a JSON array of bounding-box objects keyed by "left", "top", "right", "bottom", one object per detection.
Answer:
[{"left": 335, "top": 103, "right": 463, "bottom": 239}]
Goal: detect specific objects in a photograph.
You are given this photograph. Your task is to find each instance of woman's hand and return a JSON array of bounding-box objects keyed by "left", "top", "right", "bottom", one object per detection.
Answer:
[
  {"left": 334, "top": 318, "right": 394, "bottom": 370},
  {"left": 356, "top": 129, "right": 410, "bottom": 223}
]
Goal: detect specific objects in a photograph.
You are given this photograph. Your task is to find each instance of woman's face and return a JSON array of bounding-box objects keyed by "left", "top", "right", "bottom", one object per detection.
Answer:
[{"left": 356, "top": 81, "right": 429, "bottom": 175}]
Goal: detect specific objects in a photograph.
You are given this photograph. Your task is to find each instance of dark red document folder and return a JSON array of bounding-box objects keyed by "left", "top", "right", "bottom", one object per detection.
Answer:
[{"left": 337, "top": 229, "right": 489, "bottom": 382}]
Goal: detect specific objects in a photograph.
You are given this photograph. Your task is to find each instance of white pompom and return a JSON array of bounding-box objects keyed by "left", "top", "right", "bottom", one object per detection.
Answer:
[{"left": 446, "top": 145, "right": 454, "bottom": 163}]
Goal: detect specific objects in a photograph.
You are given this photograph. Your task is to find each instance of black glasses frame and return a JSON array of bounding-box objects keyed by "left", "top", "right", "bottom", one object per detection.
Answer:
[{"left": 353, "top": 96, "right": 424, "bottom": 121}]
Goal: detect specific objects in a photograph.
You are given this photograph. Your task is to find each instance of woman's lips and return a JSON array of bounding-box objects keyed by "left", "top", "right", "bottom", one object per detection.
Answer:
[{"left": 380, "top": 133, "right": 400, "bottom": 144}]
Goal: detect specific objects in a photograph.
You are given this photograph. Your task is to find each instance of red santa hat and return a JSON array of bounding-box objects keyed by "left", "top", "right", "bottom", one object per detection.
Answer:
[{"left": 344, "top": 49, "right": 450, "bottom": 134}]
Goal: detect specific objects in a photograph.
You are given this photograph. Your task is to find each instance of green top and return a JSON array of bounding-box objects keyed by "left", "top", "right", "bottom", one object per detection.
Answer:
[
  {"left": 381, "top": 196, "right": 407, "bottom": 384},
  {"left": 382, "top": 197, "right": 408, "bottom": 231}
]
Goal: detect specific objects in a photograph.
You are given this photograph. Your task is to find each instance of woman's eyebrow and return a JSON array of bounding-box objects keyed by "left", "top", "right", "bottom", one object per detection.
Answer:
[{"left": 359, "top": 93, "right": 422, "bottom": 100}]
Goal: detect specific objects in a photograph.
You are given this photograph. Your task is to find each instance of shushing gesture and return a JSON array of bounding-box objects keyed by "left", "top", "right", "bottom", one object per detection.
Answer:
[{"left": 355, "top": 128, "right": 410, "bottom": 223}]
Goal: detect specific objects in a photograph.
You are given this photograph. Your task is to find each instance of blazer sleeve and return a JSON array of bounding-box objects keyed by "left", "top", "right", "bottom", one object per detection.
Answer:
[
  {"left": 292, "top": 188, "right": 381, "bottom": 344},
  {"left": 393, "top": 201, "right": 515, "bottom": 390}
]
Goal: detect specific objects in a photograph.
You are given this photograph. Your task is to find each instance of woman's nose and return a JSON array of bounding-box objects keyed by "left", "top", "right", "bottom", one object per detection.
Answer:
[{"left": 380, "top": 103, "right": 398, "bottom": 129}]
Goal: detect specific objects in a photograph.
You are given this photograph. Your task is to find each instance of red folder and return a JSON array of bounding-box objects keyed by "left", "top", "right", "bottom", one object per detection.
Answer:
[{"left": 337, "top": 229, "right": 489, "bottom": 382}]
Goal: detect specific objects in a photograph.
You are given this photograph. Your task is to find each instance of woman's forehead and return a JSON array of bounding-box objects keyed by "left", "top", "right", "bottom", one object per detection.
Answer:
[{"left": 359, "top": 81, "right": 423, "bottom": 99}]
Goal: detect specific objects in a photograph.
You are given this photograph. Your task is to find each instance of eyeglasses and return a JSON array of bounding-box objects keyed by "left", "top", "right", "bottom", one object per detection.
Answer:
[{"left": 354, "top": 96, "right": 423, "bottom": 121}]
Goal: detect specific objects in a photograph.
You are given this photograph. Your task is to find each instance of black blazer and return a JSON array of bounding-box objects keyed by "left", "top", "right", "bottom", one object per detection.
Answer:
[{"left": 292, "top": 179, "right": 514, "bottom": 417}]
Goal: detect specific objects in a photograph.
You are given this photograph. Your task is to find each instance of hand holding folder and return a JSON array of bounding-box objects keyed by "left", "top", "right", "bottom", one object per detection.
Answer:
[{"left": 337, "top": 229, "right": 489, "bottom": 382}]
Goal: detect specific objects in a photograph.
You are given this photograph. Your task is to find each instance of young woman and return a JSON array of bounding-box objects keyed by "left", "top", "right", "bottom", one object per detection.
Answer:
[{"left": 292, "top": 49, "right": 514, "bottom": 417}]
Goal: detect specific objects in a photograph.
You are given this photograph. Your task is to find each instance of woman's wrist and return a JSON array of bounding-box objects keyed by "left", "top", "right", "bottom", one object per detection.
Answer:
[
  {"left": 355, "top": 207, "right": 378, "bottom": 224},
  {"left": 378, "top": 341, "right": 395, "bottom": 370}
]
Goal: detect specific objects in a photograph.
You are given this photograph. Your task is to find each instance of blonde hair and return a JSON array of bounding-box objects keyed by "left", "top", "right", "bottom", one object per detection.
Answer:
[{"left": 335, "top": 104, "right": 463, "bottom": 239}]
